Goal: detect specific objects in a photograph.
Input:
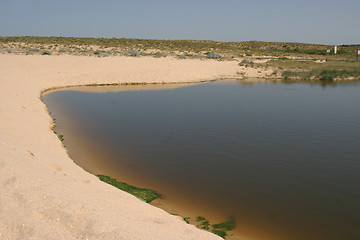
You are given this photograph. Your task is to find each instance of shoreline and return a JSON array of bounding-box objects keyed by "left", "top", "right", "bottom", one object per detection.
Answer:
[
  {"left": 42, "top": 82, "right": 239, "bottom": 239},
  {"left": 0, "top": 54, "right": 239, "bottom": 239}
]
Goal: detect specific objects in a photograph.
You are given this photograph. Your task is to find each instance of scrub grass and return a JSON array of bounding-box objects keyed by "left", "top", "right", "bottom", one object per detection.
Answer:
[
  {"left": 97, "top": 175, "right": 160, "bottom": 203},
  {"left": 1, "top": 36, "right": 359, "bottom": 60},
  {"left": 283, "top": 69, "right": 360, "bottom": 81},
  {"left": 3, "top": 36, "right": 359, "bottom": 81},
  {"left": 280, "top": 62, "right": 360, "bottom": 81},
  {"left": 255, "top": 59, "right": 360, "bottom": 81}
]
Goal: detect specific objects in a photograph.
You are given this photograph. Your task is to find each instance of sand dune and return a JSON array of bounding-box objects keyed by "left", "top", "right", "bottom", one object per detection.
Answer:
[{"left": 0, "top": 54, "right": 239, "bottom": 239}]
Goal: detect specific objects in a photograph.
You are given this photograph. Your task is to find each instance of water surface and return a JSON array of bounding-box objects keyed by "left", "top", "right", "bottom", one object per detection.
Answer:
[{"left": 43, "top": 80, "right": 360, "bottom": 240}]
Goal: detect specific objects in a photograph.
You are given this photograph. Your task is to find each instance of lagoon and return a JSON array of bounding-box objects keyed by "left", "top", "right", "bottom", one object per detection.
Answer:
[{"left": 43, "top": 80, "right": 360, "bottom": 240}]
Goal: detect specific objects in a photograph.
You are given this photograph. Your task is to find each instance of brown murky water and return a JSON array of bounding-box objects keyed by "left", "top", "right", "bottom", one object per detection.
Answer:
[{"left": 43, "top": 80, "right": 360, "bottom": 240}]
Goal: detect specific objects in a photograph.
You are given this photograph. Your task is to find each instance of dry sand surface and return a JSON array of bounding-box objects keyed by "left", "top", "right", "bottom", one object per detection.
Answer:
[{"left": 0, "top": 54, "right": 240, "bottom": 240}]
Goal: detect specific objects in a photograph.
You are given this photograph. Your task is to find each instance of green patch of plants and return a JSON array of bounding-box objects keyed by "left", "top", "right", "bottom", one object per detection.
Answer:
[
  {"left": 41, "top": 50, "right": 52, "bottom": 55},
  {"left": 315, "top": 69, "right": 360, "bottom": 81},
  {"left": 278, "top": 56, "right": 288, "bottom": 60},
  {"left": 212, "top": 219, "right": 236, "bottom": 231},
  {"left": 207, "top": 52, "right": 221, "bottom": 59},
  {"left": 257, "top": 58, "right": 360, "bottom": 81},
  {"left": 282, "top": 70, "right": 301, "bottom": 80},
  {"left": 196, "top": 216, "right": 211, "bottom": 230},
  {"left": 28, "top": 48, "right": 39, "bottom": 52},
  {"left": 57, "top": 134, "right": 64, "bottom": 142},
  {"left": 2, "top": 36, "right": 359, "bottom": 61},
  {"left": 127, "top": 50, "right": 139, "bottom": 56},
  {"left": 238, "top": 58, "right": 255, "bottom": 68},
  {"left": 183, "top": 217, "right": 190, "bottom": 224},
  {"left": 271, "top": 48, "right": 348, "bottom": 56},
  {"left": 194, "top": 216, "right": 235, "bottom": 239},
  {"left": 281, "top": 67, "right": 360, "bottom": 81},
  {"left": 97, "top": 175, "right": 160, "bottom": 203},
  {"left": 212, "top": 229, "right": 227, "bottom": 239}
]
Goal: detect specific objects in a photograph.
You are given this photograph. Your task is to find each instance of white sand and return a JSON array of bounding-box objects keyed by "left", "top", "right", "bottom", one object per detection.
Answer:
[{"left": 0, "top": 54, "right": 239, "bottom": 239}]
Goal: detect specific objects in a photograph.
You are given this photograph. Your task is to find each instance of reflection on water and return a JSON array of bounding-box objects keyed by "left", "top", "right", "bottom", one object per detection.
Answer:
[{"left": 43, "top": 80, "right": 360, "bottom": 240}]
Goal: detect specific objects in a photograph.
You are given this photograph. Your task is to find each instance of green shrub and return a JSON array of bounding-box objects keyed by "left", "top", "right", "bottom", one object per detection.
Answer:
[
  {"left": 207, "top": 52, "right": 221, "bottom": 59},
  {"left": 41, "top": 50, "right": 52, "bottom": 55},
  {"left": 127, "top": 50, "right": 139, "bottom": 56}
]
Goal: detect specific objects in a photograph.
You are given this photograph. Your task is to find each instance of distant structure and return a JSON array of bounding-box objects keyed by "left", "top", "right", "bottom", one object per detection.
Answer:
[{"left": 334, "top": 46, "right": 337, "bottom": 54}]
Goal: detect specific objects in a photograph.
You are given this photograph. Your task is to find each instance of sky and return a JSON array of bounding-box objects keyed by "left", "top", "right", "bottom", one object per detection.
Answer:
[{"left": 0, "top": 0, "right": 359, "bottom": 45}]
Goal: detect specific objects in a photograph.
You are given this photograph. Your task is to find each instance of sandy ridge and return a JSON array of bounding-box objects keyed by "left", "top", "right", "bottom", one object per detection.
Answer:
[{"left": 0, "top": 55, "right": 239, "bottom": 240}]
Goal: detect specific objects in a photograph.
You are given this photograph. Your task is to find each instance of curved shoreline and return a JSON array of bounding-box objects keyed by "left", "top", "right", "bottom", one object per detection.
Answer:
[{"left": 0, "top": 54, "right": 239, "bottom": 239}]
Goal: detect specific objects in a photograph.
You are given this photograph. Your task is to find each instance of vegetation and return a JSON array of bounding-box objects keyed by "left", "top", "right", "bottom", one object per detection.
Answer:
[
  {"left": 271, "top": 60, "right": 360, "bottom": 81},
  {"left": 212, "top": 219, "right": 236, "bottom": 231},
  {"left": 194, "top": 216, "right": 235, "bottom": 239},
  {"left": 240, "top": 58, "right": 360, "bottom": 81},
  {"left": 97, "top": 175, "right": 160, "bottom": 203},
  {"left": 282, "top": 69, "right": 360, "bottom": 81},
  {"left": 207, "top": 52, "right": 221, "bottom": 59},
  {"left": 57, "top": 134, "right": 64, "bottom": 142},
  {"left": 270, "top": 48, "right": 346, "bottom": 55},
  {"left": 196, "top": 216, "right": 211, "bottom": 230},
  {"left": 2, "top": 36, "right": 359, "bottom": 81},
  {"left": 183, "top": 217, "right": 190, "bottom": 224},
  {"left": 212, "top": 230, "right": 227, "bottom": 239},
  {"left": 41, "top": 50, "right": 52, "bottom": 55},
  {"left": 1, "top": 36, "right": 359, "bottom": 60}
]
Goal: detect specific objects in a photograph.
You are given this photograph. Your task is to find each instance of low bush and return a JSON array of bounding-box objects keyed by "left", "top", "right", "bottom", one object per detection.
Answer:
[
  {"left": 41, "top": 50, "right": 52, "bottom": 55},
  {"left": 207, "top": 52, "right": 221, "bottom": 59},
  {"left": 127, "top": 50, "right": 139, "bottom": 56},
  {"left": 28, "top": 48, "right": 39, "bottom": 52}
]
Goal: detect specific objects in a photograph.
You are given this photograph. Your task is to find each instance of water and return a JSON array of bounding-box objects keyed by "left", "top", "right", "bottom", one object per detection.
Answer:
[{"left": 43, "top": 80, "right": 360, "bottom": 240}]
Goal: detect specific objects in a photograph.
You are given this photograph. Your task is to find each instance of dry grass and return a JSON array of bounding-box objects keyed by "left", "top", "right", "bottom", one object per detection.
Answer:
[
  {"left": 2, "top": 36, "right": 359, "bottom": 81},
  {"left": 1, "top": 36, "right": 359, "bottom": 60},
  {"left": 257, "top": 59, "right": 360, "bottom": 80}
]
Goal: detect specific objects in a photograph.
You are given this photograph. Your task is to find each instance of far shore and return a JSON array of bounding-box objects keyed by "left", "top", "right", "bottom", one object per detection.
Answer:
[{"left": 0, "top": 54, "right": 240, "bottom": 240}]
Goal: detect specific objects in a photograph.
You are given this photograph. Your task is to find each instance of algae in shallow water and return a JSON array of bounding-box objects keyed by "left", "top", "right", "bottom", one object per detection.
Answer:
[
  {"left": 97, "top": 175, "right": 160, "bottom": 203},
  {"left": 195, "top": 216, "right": 235, "bottom": 239}
]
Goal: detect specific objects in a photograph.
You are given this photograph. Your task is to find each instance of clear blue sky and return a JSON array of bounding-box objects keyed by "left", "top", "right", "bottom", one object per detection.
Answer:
[{"left": 1, "top": 0, "right": 359, "bottom": 45}]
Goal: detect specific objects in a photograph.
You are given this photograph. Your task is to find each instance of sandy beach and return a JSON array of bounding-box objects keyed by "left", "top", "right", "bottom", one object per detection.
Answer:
[{"left": 0, "top": 54, "right": 239, "bottom": 239}]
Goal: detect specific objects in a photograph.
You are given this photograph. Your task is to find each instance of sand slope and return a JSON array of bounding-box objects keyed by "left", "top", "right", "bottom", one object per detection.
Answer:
[{"left": 0, "top": 55, "right": 238, "bottom": 239}]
